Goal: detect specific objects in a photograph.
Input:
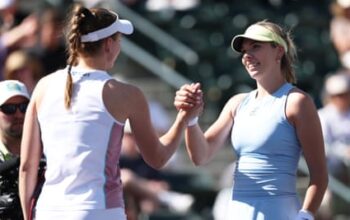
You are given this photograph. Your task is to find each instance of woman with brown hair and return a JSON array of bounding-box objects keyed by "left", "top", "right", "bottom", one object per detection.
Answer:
[
  {"left": 4, "top": 50, "right": 44, "bottom": 94},
  {"left": 18, "top": 4, "right": 202, "bottom": 220}
]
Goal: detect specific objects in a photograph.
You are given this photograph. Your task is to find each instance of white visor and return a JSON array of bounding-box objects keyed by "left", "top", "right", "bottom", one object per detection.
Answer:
[{"left": 81, "top": 19, "right": 134, "bottom": 42}]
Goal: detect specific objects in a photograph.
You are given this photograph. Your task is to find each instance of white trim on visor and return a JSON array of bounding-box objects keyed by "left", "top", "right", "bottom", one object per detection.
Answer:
[{"left": 81, "top": 19, "right": 134, "bottom": 42}]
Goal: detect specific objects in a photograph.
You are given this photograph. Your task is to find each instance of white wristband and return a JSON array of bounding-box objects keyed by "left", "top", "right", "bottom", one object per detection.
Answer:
[
  {"left": 187, "top": 117, "right": 198, "bottom": 127},
  {"left": 295, "top": 210, "right": 314, "bottom": 220}
]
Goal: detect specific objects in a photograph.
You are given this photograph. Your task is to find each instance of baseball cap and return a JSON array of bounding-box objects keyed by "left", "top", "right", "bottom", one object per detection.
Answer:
[
  {"left": 0, "top": 80, "right": 30, "bottom": 106},
  {"left": 231, "top": 24, "right": 287, "bottom": 53},
  {"left": 325, "top": 73, "right": 350, "bottom": 96}
]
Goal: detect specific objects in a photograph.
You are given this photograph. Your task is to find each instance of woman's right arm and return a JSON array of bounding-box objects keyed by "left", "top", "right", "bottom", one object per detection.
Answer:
[
  {"left": 104, "top": 81, "right": 202, "bottom": 169},
  {"left": 175, "top": 84, "right": 246, "bottom": 165},
  {"left": 184, "top": 97, "right": 239, "bottom": 165},
  {"left": 19, "top": 79, "right": 45, "bottom": 220}
]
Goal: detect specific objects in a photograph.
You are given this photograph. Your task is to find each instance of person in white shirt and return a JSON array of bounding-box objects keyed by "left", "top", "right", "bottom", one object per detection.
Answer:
[
  {"left": 18, "top": 4, "right": 202, "bottom": 220},
  {"left": 318, "top": 71, "right": 350, "bottom": 184}
]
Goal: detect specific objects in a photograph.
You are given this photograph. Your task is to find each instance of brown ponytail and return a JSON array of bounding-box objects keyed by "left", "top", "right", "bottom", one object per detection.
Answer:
[
  {"left": 64, "top": 4, "right": 117, "bottom": 109},
  {"left": 65, "top": 4, "right": 90, "bottom": 109}
]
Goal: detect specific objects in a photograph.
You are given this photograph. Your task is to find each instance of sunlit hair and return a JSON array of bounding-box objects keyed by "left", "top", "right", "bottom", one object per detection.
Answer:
[
  {"left": 4, "top": 50, "right": 44, "bottom": 83},
  {"left": 255, "top": 20, "right": 298, "bottom": 84},
  {"left": 330, "top": 1, "right": 350, "bottom": 17},
  {"left": 64, "top": 4, "right": 117, "bottom": 109}
]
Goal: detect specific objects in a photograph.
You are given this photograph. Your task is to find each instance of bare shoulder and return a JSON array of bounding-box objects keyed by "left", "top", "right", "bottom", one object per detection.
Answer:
[
  {"left": 231, "top": 93, "right": 248, "bottom": 104},
  {"left": 31, "top": 74, "right": 55, "bottom": 100},
  {"left": 286, "top": 87, "right": 318, "bottom": 124},
  {"left": 224, "top": 93, "right": 248, "bottom": 116},
  {"left": 287, "top": 87, "right": 315, "bottom": 110},
  {"left": 103, "top": 79, "right": 147, "bottom": 121},
  {"left": 104, "top": 79, "right": 143, "bottom": 100},
  {"left": 216, "top": 92, "right": 249, "bottom": 121},
  {"left": 225, "top": 93, "right": 248, "bottom": 107},
  {"left": 35, "top": 74, "right": 54, "bottom": 89}
]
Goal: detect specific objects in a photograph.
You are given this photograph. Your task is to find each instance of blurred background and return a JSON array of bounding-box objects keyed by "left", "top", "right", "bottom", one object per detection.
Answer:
[{"left": 2, "top": 0, "right": 349, "bottom": 219}]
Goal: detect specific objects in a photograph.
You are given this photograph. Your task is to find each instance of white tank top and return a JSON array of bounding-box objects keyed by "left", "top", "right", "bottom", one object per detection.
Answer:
[{"left": 36, "top": 66, "right": 125, "bottom": 211}]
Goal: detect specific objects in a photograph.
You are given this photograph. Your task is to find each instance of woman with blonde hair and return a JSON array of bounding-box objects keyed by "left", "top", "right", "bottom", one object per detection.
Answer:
[{"left": 175, "top": 20, "right": 328, "bottom": 220}]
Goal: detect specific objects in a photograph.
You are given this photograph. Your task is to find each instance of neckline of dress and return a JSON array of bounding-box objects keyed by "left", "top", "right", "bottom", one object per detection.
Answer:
[
  {"left": 69, "top": 66, "right": 107, "bottom": 76},
  {"left": 253, "top": 82, "right": 289, "bottom": 102}
]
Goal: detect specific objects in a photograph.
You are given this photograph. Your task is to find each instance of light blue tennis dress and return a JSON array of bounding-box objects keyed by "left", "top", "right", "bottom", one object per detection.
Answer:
[{"left": 229, "top": 83, "right": 302, "bottom": 220}]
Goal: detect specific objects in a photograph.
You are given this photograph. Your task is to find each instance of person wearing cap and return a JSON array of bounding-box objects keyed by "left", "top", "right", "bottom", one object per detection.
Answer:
[
  {"left": 0, "top": 80, "right": 29, "bottom": 220},
  {"left": 174, "top": 20, "right": 328, "bottom": 220},
  {"left": 0, "top": 80, "right": 29, "bottom": 161},
  {"left": 318, "top": 72, "right": 350, "bottom": 184},
  {"left": 317, "top": 71, "right": 350, "bottom": 218},
  {"left": 18, "top": 4, "right": 202, "bottom": 220}
]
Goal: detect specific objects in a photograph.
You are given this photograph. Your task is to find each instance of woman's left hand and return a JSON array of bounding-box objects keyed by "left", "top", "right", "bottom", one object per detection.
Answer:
[{"left": 174, "top": 83, "right": 202, "bottom": 111}]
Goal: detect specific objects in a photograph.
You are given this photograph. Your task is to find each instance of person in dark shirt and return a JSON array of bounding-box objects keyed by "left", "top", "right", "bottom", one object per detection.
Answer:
[{"left": 0, "top": 80, "right": 30, "bottom": 220}]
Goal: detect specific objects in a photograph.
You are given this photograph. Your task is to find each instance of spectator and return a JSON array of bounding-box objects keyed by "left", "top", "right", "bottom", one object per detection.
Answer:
[
  {"left": 318, "top": 71, "right": 350, "bottom": 219},
  {"left": 4, "top": 50, "right": 44, "bottom": 94},
  {"left": 28, "top": 6, "right": 67, "bottom": 75},
  {"left": 318, "top": 71, "right": 350, "bottom": 184},
  {"left": 0, "top": 0, "right": 38, "bottom": 79},
  {"left": 0, "top": 80, "right": 29, "bottom": 161},
  {"left": 0, "top": 80, "right": 30, "bottom": 220},
  {"left": 0, "top": 0, "right": 27, "bottom": 33}
]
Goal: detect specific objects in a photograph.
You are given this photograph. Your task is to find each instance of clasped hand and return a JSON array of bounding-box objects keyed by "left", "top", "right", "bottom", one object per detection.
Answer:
[{"left": 174, "top": 83, "right": 204, "bottom": 123}]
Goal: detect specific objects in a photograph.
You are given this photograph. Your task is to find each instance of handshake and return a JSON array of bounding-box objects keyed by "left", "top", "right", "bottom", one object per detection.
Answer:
[{"left": 174, "top": 82, "right": 203, "bottom": 126}]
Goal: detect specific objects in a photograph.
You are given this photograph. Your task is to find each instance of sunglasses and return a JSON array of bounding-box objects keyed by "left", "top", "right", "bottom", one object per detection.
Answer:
[{"left": 0, "top": 102, "right": 29, "bottom": 115}]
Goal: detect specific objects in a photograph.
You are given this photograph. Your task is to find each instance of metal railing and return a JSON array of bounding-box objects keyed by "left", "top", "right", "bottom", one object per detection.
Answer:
[
  {"left": 105, "top": 0, "right": 197, "bottom": 89},
  {"left": 109, "top": 0, "right": 199, "bottom": 66},
  {"left": 120, "top": 37, "right": 192, "bottom": 88}
]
